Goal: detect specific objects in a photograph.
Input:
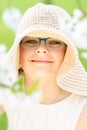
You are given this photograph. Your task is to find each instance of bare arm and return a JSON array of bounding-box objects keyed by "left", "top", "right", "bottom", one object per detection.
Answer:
[
  {"left": 76, "top": 102, "right": 87, "bottom": 130},
  {"left": 0, "top": 105, "right": 4, "bottom": 115}
]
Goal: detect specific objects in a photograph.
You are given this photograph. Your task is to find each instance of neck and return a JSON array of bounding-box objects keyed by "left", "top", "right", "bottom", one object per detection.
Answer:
[{"left": 24, "top": 77, "right": 70, "bottom": 104}]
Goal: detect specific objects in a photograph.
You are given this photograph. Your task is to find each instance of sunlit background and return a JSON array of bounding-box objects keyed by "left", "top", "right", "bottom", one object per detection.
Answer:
[{"left": 0, "top": 0, "right": 87, "bottom": 70}]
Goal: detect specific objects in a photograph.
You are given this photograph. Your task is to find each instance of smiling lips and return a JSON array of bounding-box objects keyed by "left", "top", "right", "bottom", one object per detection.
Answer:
[{"left": 31, "top": 60, "right": 53, "bottom": 63}]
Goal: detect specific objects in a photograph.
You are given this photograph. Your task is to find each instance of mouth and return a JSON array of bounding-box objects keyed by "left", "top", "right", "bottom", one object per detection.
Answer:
[{"left": 31, "top": 60, "right": 53, "bottom": 63}]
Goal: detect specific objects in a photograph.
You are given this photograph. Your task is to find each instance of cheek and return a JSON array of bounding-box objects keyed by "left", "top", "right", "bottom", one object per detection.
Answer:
[
  {"left": 53, "top": 48, "right": 66, "bottom": 70},
  {"left": 20, "top": 48, "right": 26, "bottom": 66},
  {"left": 54, "top": 48, "right": 66, "bottom": 62},
  {"left": 19, "top": 47, "right": 31, "bottom": 67}
]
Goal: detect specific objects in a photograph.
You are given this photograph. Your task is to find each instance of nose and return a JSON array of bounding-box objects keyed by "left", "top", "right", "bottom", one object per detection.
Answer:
[{"left": 35, "top": 42, "right": 48, "bottom": 54}]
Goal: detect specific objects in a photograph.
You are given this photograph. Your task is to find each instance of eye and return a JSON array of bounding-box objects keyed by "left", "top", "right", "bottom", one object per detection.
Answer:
[
  {"left": 24, "top": 39, "right": 38, "bottom": 47},
  {"left": 48, "top": 40, "right": 62, "bottom": 48},
  {"left": 49, "top": 41, "right": 61, "bottom": 45},
  {"left": 26, "top": 39, "right": 37, "bottom": 44},
  {"left": 21, "top": 37, "right": 38, "bottom": 48}
]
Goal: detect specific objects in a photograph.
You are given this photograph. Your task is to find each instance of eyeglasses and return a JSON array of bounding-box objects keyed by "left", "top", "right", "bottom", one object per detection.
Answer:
[{"left": 20, "top": 36, "right": 66, "bottom": 50}]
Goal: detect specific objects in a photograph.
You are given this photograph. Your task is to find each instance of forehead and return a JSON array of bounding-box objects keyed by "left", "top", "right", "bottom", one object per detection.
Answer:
[
  {"left": 19, "top": 30, "right": 70, "bottom": 47},
  {"left": 25, "top": 30, "right": 67, "bottom": 42}
]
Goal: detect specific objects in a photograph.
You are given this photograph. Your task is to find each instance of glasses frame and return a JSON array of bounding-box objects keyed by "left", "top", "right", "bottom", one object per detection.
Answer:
[{"left": 20, "top": 37, "right": 66, "bottom": 50}]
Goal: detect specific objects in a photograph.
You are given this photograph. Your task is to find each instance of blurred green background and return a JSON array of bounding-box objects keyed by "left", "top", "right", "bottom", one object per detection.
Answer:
[{"left": 0, "top": 0, "right": 87, "bottom": 70}]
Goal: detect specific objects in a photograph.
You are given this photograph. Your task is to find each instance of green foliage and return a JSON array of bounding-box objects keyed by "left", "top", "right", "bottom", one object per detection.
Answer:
[
  {"left": 78, "top": 49, "right": 87, "bottom": 71},
  {"left": 0, "top": 112, "right": 8, "bottom": 130},
  {"left": 11, "top": 76, "right": 25, "bottom": 93},
  {"left": 0, "top": 77, "right": 40, "bottom": 130},
  {"left": 0, "top": 20, "right": 14, "bottom": 50},
  {"left": 51, "top": 0, "right": 87, "bottom": 15},
  {"left": 26, "top": 79, "right": 40, "bottom": 95},
  {"left": 0, "top": 76, "right": 25, "bottom": 93}
]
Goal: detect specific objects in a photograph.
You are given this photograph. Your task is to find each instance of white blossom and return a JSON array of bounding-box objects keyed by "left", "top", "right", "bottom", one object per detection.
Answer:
[
  {"left": 2, "top": 7, "right": 22, "bottom": 32},
  {"left": 81, "top": 52, "right": 87, "bottom": 59},
  {"left": 29, "top": 90, "right": 43, "bottom": 103},
  {"left": 0, "top": 43, "right": 7, "bottom": 52},
  {"left": 72, "top": 18, "right": 87, "bottom": 48},
  {"left": 0, "top": 44, "right": 18, "bottom": 87},
  {"left": 66, "top": 9, "right": 87, "bottom": 49},
  {"left": 73, "top": 9, "right": 83, "bottom": 20}
]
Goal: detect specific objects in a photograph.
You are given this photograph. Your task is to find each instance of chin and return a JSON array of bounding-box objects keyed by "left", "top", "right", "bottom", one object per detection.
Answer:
[{"left": 33, "top": 71, "right": 50, "bottom": 78}]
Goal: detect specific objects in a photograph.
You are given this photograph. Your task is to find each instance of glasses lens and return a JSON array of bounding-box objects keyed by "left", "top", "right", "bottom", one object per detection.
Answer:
[
  {"left": 21, "top": 37, "right": 38, "bottom": 48},
  {"left": 47, "top": 39, "right": 65, "bottom": 49}
]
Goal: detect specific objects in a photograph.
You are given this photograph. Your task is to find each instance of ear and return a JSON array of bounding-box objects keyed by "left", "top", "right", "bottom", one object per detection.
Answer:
[{"left": 18, "top": 68, "right": 24, "bottom": 75}]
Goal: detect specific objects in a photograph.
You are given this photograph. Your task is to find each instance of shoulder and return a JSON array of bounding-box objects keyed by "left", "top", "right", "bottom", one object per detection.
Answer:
[{"left": 76, "top": 101, "right": 87, "bottom": 130}]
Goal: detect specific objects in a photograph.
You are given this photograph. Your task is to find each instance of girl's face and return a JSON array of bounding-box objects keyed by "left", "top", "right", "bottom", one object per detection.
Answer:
[{"left": 19, "top": 36, "right": 67, "bottom": 81}]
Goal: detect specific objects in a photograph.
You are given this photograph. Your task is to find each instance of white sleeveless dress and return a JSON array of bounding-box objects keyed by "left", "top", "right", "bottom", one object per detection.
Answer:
[{"left": 0, "top": 89, "right": 87, "bottom": 130}]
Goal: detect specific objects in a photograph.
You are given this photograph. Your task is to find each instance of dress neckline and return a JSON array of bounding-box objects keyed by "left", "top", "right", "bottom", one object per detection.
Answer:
[{"left": 29, "top": 93, "right": 75, "bottom": 109}]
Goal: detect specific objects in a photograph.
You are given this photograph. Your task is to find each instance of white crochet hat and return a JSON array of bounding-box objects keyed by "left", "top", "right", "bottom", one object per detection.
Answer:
[{"left": 8, "top": 3, "right": 87, "bottom": 96}]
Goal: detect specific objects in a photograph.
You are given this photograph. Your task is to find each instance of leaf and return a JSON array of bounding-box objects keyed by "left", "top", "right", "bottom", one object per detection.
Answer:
[
  {"left": 11, "top": 75, "right": 24, "bottom": 93},
  {"left": 26, "top": 79, "right": 40, "bottom": 95},
  {"left": 0, "top": 112, "right": 8, "bottom": 130}
]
